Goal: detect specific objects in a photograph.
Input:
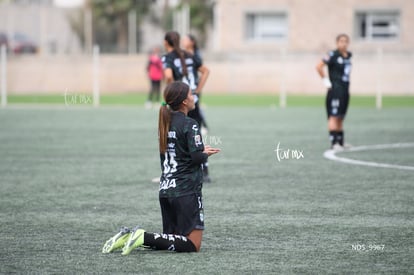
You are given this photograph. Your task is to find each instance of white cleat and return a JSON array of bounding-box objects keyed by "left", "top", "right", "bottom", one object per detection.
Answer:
[
  {"left": 343, "top": 143, "right": 352, "bottom": 149},
  {"left": 332, "top": 143, "right": 344, "bottom": 152},
  {"left": 151, "top": 177, "right": 160, "bottom": 183}
]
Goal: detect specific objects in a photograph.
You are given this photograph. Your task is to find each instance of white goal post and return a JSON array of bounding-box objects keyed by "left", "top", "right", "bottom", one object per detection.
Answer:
[
  {"left": 93, "top": 44, "right": 100, "bottom": 107},
  {"left": 1, "top": 44, "right": 6, "bottom": 107}
]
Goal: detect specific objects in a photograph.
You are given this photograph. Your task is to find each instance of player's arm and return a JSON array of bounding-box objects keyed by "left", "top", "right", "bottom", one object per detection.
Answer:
[
  {"left": 162, "top": 55, "right": 173, "bottom": 84},
  {"left": 190, "top": 145, "right": 219, "bottom": 164},
  {"left": 316, "top": 60, "right": 326, "bottom": 78},
  {"left": 195, "top": 65, "right": 209, "bottom": 95},
  {"left": 164, "top": 68, "right": 174, "bottom": 84},
  {"left": 187, "top": 125, "right": 208, "bottom": 165},
  {"left": 186, "top": 122, "right": 219, "bottom": 165},
  {"left": 316, "top": 60, "right": 332, "bottom": 89}
]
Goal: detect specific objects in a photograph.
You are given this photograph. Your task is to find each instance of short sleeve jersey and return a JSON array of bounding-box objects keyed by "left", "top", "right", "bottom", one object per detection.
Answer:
[
  {"left": 323, "top": 50, "right": 352, "bottom": 90},
  {"left": 162, "top": 51, "right": 202, "bottom": 92},
  {"left": 159, "top": 112, "right": 205, "bottom": 198}
]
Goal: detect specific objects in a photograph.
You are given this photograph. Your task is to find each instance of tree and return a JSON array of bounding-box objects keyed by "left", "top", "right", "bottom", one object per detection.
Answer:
[
  {"left": 92, "top": 0, "right": 154, "bottom": 53},
  {"left": 178, "top": 0, "right": 214, "bottom": 48}
]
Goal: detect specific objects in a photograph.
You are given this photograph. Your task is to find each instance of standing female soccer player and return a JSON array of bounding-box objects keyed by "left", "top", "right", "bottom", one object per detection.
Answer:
[
  {"left": 182, "top": 34, "right": 209, "bottom": 133},
  {"left": 316, "top": 34, "right": 352, "bottom": 150},
  {"left": 162, "top": 31, "right": 212, "bottom": 182},
  {"left": 102, "top": 82, "right": 220, "bottom": 254},
  {"left": 162, "top": 31, "right": 209, "bottom": 102}
]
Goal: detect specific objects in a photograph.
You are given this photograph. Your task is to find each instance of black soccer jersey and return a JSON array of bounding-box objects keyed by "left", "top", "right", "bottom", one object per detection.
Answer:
[
  {"left": 162, "top": 51, "right": 202, "bottom": 92},
  {"left": 192, "top": 50, "right": 203, "bottom": 86},
  {"left": 323, "top": 50, "right": 352, "bottom": 90},
  {"left": 159, "top": 112, "right": 206, "bottom": 198}
]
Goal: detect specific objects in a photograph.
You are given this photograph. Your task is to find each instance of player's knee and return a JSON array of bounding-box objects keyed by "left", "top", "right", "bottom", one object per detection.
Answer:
[
  {"left": 188, "top": 238, "right": 201, "bottom": 252},
  {"left": 187, "top": 234, "right": 202, "bottom": 252},
  {"left": 194, "top": 242, "right": 201, "bottom": 252}
]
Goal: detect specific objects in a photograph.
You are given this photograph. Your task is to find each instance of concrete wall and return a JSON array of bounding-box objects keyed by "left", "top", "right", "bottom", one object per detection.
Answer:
[
  {"left": 0, "top": 3, "right": 82, "bottom": 54},
  {"left": 4, "top": 52, "right": 414, "bottom": 95}
]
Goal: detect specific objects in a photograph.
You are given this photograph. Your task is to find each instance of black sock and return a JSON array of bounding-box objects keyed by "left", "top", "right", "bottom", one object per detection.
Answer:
[
  {"left": 329, "top": 131, "right": 337, "bottom": 146},
  {"left": 337, "top": 131, "right": 344, "bottom": 146},
  {"left": 143, "top": 232, "right": 197, "bottom": 252}
]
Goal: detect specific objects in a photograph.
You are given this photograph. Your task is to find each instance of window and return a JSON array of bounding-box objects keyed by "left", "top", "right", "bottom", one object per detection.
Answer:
[
  {"left": 246, "top": 12, "right": 288, "bottom": 41},
  {"left": 355, "top": 11, "right": 400, "bottom": 40}
]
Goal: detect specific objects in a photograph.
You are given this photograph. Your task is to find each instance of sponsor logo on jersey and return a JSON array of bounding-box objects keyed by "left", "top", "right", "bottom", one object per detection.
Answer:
[{"left": 194, "top": 135, "right": 202, "bottom": 146}]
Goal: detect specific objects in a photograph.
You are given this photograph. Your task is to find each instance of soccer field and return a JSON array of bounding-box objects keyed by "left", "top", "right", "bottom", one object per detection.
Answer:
[{"left": 0, "top": 105, "right": 413, "bottom": 274}]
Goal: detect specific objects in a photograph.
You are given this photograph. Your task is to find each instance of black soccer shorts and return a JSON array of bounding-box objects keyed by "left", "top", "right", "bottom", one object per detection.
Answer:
[
  {"left": 159, "top": 193, "right": 204, "bottom": 236},
  {"left": 326, "top": 88, "right": 350, "bottom": 119}
]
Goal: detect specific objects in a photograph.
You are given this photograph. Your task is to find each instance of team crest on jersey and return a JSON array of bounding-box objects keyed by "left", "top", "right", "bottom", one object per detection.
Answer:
[
  {"left": 194, "top": 135, "right": 202, "bottom": 146},
  {"left": 337, "top": 56, "right": 343, "bottom": 64}
]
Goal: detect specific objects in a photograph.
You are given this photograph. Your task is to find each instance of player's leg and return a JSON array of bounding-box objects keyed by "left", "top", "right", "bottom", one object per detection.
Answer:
[
  {"left": 336, "top": 91, "right": 349, "bottom": 146},
  {"left": 122, "top": 228, "right": 197, "bottom": 254},
  {"left": 336, "top": 118, "right": 344, "bottom": 146},
  {"left": 145, "top": 80, "right": 155, "bottom": 108},
  {"left": 154, "top": 80, "right": 161, "bottom": 102},
  {"left": 146, "top": 194, "right": 203, "bottom": 252},
  {"left": 178, "top": 194, "right": 204, "bottom": 251},
  {"left": 187, "top": 229, "right": 203, "bottom": 252},
  {"left": 326, "top": 89, "right": 339, "bottom": 147},
  {"left": 329, "top": 117, "right": 341, "bottom": 147},
  {"left": 151, "top": 80, "right": 158, "bottom": 102},
  {"left": 121, "top": 195, "right": 203, "bottom": 254},
  {"left": 202, "top": 162, "right": 211, "bottom": 183}
]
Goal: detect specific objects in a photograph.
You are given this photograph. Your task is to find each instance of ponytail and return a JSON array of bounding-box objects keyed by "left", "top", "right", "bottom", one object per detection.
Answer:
[
  {"left": 165, "top": 31, "right": 188, "bottom": 77},
  {"left": 158, "top": 104, "right": 171, "bottom": 154}
]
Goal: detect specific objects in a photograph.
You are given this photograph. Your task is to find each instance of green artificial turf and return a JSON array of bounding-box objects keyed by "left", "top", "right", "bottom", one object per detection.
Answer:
[
  {"left": 5, "top": 93, "right": 414, "bottom": 107},
  {"left": 0, "top": 106, "right": 413, "bottom": 274}
]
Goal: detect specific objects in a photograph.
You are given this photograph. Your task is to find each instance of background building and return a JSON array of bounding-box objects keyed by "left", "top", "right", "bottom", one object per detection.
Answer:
[
  {"left": 211, "top": 0, "right": 414, "bottom": 54},
  {"left": 0, "top": 0, "right": 413, "bottom": 95},
  {"left": 0, "top": 0, "right": 82, "bottom": 54}
]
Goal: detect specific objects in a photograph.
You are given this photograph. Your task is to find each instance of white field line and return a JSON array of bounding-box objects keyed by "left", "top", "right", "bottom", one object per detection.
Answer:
[{"left": 323, "top": 143, "right": 414, "bottom": 171}]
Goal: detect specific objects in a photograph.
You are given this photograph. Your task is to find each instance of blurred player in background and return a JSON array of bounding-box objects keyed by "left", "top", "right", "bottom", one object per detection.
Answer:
[
  {"left": 182, "top": 34, "right": 212, "bottom": 182},
  {"left": 102, "top": 82, "right": 220, "bottom": 254},
  {"left": 162, "top": 31, "right": 212, "bottom": 183},
  {"left": 316, "top": 34, "right": 352, "bottom": 150},
  {"left": 182, "top": 34, "right": 209, "bottom": 134},
  {"left": 145, "top": 46, "right": 163, "bottom": 109}
]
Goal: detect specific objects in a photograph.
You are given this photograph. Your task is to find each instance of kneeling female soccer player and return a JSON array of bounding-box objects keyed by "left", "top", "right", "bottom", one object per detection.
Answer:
[{"left": 102, "top": 82, "right": 220, "bottom": 254}]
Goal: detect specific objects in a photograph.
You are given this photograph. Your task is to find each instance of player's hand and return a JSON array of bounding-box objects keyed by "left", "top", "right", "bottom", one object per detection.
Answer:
[
  {"left": 204, "top": 145, "right": 221, "bottom": 156},
  {"left": 323, "top": 77, "right": 332, "bottom": 89}
]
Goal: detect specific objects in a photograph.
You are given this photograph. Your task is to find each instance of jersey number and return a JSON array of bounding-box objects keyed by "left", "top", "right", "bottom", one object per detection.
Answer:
[
  {"left": 163, "top": 151, "right": 177, "bottom": 175},
  {"left": 182, "top": 73, "right": 197, "bottom": 91}
]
